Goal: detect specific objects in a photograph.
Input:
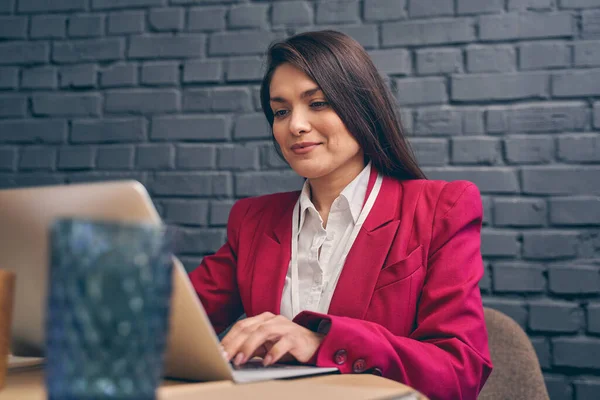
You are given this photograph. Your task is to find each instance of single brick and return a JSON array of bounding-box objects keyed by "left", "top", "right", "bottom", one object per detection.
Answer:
[
  {"left": 183, "top": 60, "right": 221, "bottom": 83},
  {"left": 182, "top": 89, "right": 211, "bottom": 112},
  {"left": 59, "top": 64, "right": 97, "bottom": 88},
  {"left": 96, "top": 145, "right": 134, "bottom": 169},
  {"left": 19, "top": 0, "right": 86, "bottom": 12},
  {"left": 493, "top": 263, "right": 545, "bottom": 292},
  {"left": 550, "top": 197, "right": 600, "bottom": 225},
  {"left": 553, "top": 337, "right": 600, "bottom": 369},
  {"left": 108, "top": 11, "right": 145, "bottom": 35},
  {"left": 369, "top": 49, "right": 411, "bottom": 76},
  {"left": 19, "top": 147, "right": 56, "bottom": 171},
  {"left": 32, "top": 93, "right": 101, "bottom": 117},
  {"left": 210, "top": 31, "right": 283, "bottom": 56},
  {"left": 522, "top": 166, "right": 600, "bottom": 195},
  {"left": 152, "top": 172, "right": 232, "bottom": 197},
  {"left": 0, "top": 95, "right": 27, "bottom": 118},
  {"left": 466, "top": 45, "right": 516, "bottom": 73},
  {"left": 395, "top": 77, "right": 447, "bottom": 105},
  {"left": 218, "top": 145, "right": 260, "bottom": 170},
  {"left": 553, "top": 69, "right": 600, "bottom": 97},
  {"left": 0, "top": 120, "right": 66, "bottom": 144},
  {"left": 382, "top": 18, "right": 475, "bottom": 46},
  {"left": 508, "top": 0, "right": 555, "bottom": 10},
  {"left": 522, "top": 231, "right": 579, "bottom": 260},
  {"left": 558, "top": 134, "right": 600, "bottom": 163},
  {"left": 129, "top": 35, "right": 204, "bottom": 59},
  {"left": 162, "top": 200, "right": 209, "bottom": 226},
  {"left": 423, "top": 167, "right": 520, "bottom": 194},
  {"left": 176, "top": 144, "right": 217, "bottom": 170},
  {"left": 226, "top": 57, "right": 264, "bottom": 82},
  {"left": 30, "top": 15, "right": 66, "bottom": 39},
  {"left": 549, "top": 265, "right": 600, "bottom": 294},
  {"left": 529, "top": 300, "right": 582, "bottom": 333},
  {"left": 451, "top": 137, "right": 501, "bottom": 165},
  {"left": 71, "top": 118, "right": 146, "bottom": 143},
  {"left": 531, "top": 338, "right": 551, "bottom": 369},
  {"left": 13, "top": 173, "right": 65, "bottom": 188},
  {"left": 0, "top": 148, "right": 16, "bottom": 171},
  {"left": 141, "top": 62, "right": 179, "bottom": 86},
  {"left": 582, "top": 10, "right": 600, "bottom": 39},
  {"left": 58, "top": 147, "right": 94, "bottom": 170},
  {"left": 451, "top": 72, "right": 548, "bottom": 102},
  {"left": 414, "top": 107, "right": 462, "bottom": 136},
  {"left": 415, "top": 48, "right": 462, "bottom": 75},
  {"left": 520, "top": 42, "right": 570, "bottom": 70},
  {"left": 481, "top": 230, "right": 520, "bottom": 257},
  {"left": 105, "top": 89, "right": 179, "bottom": 114},
  {"left": 68, "top": 171, "right": 145, "bottom": 186},
  {"left": 210, "top": 200, "right": 234, "bottom": 226},
  {"left": 0, "top": 0, "right": 13, "bottom": 13},
  {"left": 544, "top": 375, "right": 572, "bottom": 400},
  {"left": 100, "top": 63, "right": 137, "bottom": 87},
  {"left": 0, "top": 42, "right": 48, "bottom": 65},
  {"left": 481, "top": 195, "right": 493, "bottom": 226},
  {"left": 136, "top": 144, "right": 174, "bottom": 170},
  {"left": 310, "top": 24, "right": 379, "bottom": 49},
  {"left": 561, "top": 0, "right": 600, "bottom": 7},
  {"left": 588, "top": 303, "right": 600, "bottom": 334},
  {"left": 151, "top": 115, "right": 230, "bottom": 141},
  {"left": 574, "top": 379, "right": 600, "bottom": 400},
  {"left": 53, "top": 39, "right": 123, "bottom": 64},
  {"left": 176, "top": 228, "right": 226, "bottom": 254},
  {"left": 574, "top": 40, "right": 600, "bottom": 67},
  {"left": 316, "top": 0, "right": 359, "bottom": 24},
  {"left": 0, "top": 67, "right": 18, "bottom": 89},
  {"left": 457, "top": 0, "right": 504, "bottom": 14},
  {"left": 408, "top": 0, "right": 453, "bottom": 18},
  {"left": 92, "top": 0, "right": 165, "bottom": 10},
  {"left": 409, "top": 138, "right": 448, "bottom": 166},
  {"left": 479, "top": 12, "right": 575, "bottom": 41},
  {"left": 187, "top": 6, "right": 226, "bottom": 31},
  {"left": 233, "top": 114, "right": 271, "bottom": 140},
  {"left": 272, "top": 1, "right": 313, "bottom": 26},
  {"left": 208, "top": 89, "right": 250, "bottom": 113},
  {"left": 68, "top": 15, "right": 104, "bottom": 38},
  {"left": 235, "top": 171, "right": 304, "bottom": 197},
  {"left": 228, "top": 4, "right": 268, "bottom": 29},
  {"left": 494, "top": 198, "right": 547, "bottom": 227},
  {"left": 482, "top": 298, "right": 528, "bottom": 329},
  {"left": 21, "top": 66, "right": 57, "bottom": 89},
  {"left": 504, "top": 136, "right": 554, "bottom": 164},
  {"left": 595, "top": 102, "right": 600, "bottom": 129},
  {"left": 148, "top": 8, "right": 183, "bottom": 31},
  {"left": 486, "top": 102, "right": 588, "bottom": 133}
]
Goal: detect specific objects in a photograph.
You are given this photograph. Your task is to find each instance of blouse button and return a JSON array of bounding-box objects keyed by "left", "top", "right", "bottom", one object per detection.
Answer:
[
  {"left": 333, "top": 349, "right": 347, "bottom": 365},
  {"left": 352, "top": 358, "right": 366, "bottom": 373}
]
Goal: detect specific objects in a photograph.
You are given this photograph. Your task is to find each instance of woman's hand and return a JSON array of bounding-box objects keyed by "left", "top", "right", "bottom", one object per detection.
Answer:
[{"left": 220, "top": 312, "right": 325, "bottom": 367}]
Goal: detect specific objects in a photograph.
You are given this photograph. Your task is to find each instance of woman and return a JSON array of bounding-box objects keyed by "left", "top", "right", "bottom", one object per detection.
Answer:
[{"left": 189, "top": 30, "right": 492, "bottom": 399}]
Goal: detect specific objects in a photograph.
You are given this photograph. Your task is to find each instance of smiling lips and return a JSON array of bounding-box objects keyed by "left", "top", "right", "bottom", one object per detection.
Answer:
[{"left": 290, "top": 142, "right": 321, "bottom": 154}]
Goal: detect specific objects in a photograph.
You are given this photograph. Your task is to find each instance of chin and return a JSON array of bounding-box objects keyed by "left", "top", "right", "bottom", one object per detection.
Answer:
[{"left": 287, "top": 161, "right": 329, "bottom": 180}]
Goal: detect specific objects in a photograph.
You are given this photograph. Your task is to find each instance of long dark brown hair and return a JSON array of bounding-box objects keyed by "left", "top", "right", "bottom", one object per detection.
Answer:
[{"left": 260, "top": 30, "right": 426, "bottom": 181}]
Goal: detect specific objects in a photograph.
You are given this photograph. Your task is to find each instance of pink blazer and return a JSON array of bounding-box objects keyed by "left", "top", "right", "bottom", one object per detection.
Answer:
[{"left": 189, "top": 170, "right": 493, "bottom": 400}]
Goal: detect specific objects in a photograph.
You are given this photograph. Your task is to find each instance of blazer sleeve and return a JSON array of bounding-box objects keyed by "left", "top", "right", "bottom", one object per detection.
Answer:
[
  {"left": 293, "top": 182, "right": 493, "bottom": 400},
  {"left": 188, "top": 198, "right": 250, "bottom": 334}
]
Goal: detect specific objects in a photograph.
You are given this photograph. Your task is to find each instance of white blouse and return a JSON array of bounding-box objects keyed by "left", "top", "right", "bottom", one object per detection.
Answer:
[{"left": 280, "top": 162, "right": 382, "bottom": 320}]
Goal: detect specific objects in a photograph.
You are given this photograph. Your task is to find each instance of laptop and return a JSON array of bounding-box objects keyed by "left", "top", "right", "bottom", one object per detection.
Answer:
[{"left": 0, "top": 181, "right": 338, "bottom": 383}]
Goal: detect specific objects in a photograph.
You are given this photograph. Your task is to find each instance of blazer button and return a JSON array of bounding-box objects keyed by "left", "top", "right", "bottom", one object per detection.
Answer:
[
  {"left": 352, "top": 358, "right": 366, "bottom": 373},
  {"left": 333, "top": 349, "right": 347, "bottom": 365}
]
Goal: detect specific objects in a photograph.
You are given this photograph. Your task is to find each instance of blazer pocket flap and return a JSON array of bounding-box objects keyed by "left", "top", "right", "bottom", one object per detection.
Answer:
[{"left": 374, "top": 245, "right": 423, "bottom": 291}]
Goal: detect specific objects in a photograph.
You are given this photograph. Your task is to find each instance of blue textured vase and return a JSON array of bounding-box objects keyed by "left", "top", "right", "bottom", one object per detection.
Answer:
[{"left": 45, "top": 219, "right": 173, "bottom": 400}]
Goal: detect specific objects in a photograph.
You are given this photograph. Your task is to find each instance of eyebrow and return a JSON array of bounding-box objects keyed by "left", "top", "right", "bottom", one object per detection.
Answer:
[{"left": 269, "top": 87, "right": 323, "bottom": 103}]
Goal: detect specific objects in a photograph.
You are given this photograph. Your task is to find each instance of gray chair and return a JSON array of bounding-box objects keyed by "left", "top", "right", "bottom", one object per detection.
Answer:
[{"left": 478, "top": 307, "right": 550, "bottom": 400}]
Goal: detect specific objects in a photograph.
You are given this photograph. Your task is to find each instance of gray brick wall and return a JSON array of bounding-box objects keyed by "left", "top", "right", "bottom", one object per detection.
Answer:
[{"left": 0, "top": 0, "right": 599, "bottom": 395}]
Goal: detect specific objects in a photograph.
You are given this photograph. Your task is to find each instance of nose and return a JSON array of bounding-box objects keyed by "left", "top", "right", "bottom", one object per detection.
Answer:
[{"left": 288, "top": 108, "right": 311, "bottom": 136}]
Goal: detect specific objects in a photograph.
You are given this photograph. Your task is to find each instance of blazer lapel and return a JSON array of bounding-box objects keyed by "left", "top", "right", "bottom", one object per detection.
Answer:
[
  {"left": 328, "top": 176, "right": 402, "bottom": 319},
  {"left": 249, "top": 195, "right": 296, "bottom": 316}
]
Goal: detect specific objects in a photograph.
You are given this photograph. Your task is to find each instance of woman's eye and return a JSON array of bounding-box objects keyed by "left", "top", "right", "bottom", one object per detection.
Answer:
[
  {"left": 274, "top": 110, "right": 288, "bottom": 118},
  {"left": 311, "top": 101, "right": 328, "bottom": 108}
]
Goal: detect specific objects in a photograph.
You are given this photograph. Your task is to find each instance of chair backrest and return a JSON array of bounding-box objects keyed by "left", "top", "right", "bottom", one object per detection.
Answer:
[{"left": 478, "top": 307, "right": 550, "bottom": 400}]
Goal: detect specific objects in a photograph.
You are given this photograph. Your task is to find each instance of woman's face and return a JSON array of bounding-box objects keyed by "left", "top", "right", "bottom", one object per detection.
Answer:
[{"left": 269, "top": 63, "right": 364, "bottom": 182}]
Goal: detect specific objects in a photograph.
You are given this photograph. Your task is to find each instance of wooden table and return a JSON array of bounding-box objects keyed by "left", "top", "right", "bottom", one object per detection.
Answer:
[{"left": 0, "top": 367, "right": 427, "bottom": 399}]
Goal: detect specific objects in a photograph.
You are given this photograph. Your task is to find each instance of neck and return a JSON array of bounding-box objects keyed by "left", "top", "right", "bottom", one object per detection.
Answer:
[{"left": 308, "top": 160, "right": 366, "bottom": 213}]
